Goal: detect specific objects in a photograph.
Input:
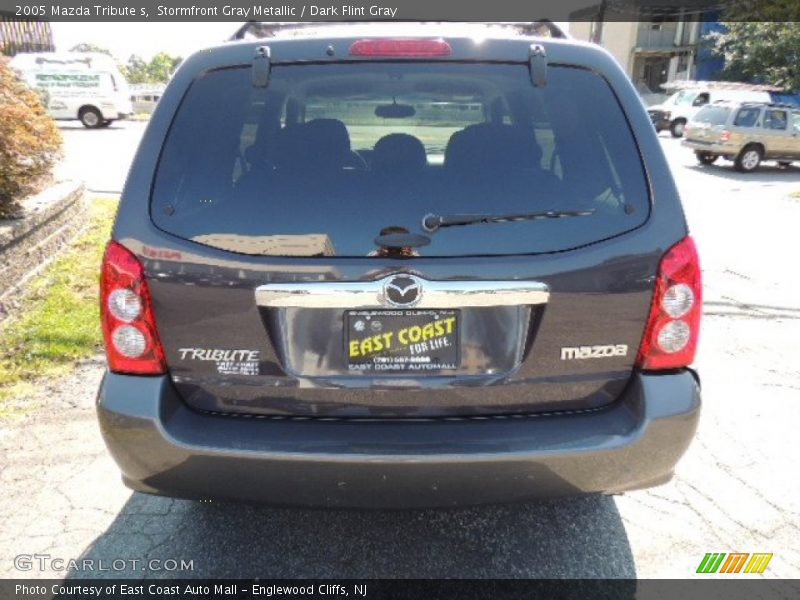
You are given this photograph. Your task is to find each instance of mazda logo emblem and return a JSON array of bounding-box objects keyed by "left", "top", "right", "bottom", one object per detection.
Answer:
[{"left": 382, "top": 275, "right": 422, "bottom": 308}]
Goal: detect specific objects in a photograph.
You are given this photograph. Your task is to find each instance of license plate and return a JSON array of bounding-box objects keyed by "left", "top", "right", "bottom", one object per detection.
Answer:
[{"left": 346, "top": 309, "right": 460, "bottom": 373}]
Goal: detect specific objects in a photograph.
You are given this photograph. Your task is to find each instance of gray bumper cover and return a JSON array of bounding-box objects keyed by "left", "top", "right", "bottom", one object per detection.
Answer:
[{"left": 96, "top": 370, "right": 700, "bottom": 508}]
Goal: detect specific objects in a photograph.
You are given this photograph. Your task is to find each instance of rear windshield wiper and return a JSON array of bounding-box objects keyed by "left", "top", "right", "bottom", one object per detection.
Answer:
[{"left": 421, "top": 209, "right": 596, "bottom": 233}]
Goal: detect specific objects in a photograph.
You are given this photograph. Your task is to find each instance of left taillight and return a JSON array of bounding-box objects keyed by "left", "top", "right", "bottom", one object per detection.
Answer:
[
  {"left": 100, "top": 241, "right": 166, "bottom": 375},
  {"left": 636, "top": 236, "right": 702, "bottom": 370}
]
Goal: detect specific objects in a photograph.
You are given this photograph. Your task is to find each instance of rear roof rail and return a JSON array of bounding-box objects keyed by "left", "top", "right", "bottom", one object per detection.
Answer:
[
  {"left": 229, "top": 21, "right": 568, "bottom": 41},
  {"left": 661, "top": 79, "right": 785, "bottom": 93},
  {"left": 738, "top": 101, "right": 796, "bottom": 109}
]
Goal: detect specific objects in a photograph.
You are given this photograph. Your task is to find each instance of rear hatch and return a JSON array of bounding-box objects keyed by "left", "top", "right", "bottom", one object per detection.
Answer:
[
  {"left": 143, "top": 48, "right": 658, "bottom": 418},
  {"left": 685, "top": 104, "right": 735, "bottom": 145}
]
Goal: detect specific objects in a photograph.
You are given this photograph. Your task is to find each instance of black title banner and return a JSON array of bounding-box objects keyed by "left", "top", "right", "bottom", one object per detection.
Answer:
[
  {"left": 5, "top": 579, "right": 800, "bottom": 600},
  {"left": 1, "top": 0, "right": 799, "bottom": 22}
]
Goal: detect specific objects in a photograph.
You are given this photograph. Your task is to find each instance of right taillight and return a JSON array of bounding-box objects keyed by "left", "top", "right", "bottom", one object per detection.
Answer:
[
  {"left": 636, "top": 236, "right": 702, "bottom": 370},
  {"left": 100, "top": 241, "right": 166, "bottom": 375}
]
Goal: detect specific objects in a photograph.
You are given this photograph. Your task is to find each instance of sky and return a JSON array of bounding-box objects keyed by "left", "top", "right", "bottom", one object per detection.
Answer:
[
  {"left": 51, "top": 22, "right": 573, "bottom": 61},
  {"left": 51, "top": 22, "right": 238, "bottom": 60}
]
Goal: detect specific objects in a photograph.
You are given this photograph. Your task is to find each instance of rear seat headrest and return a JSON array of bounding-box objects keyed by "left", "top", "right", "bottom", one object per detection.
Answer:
[
  {"left": 372, "top": 133, "right": 427, "bottom": 174},
  {"left": 445, "top": 123, "right": 544, "bottom": 172},
  {"left": 274, "top": 118, "right": 353, "bottom": 172},
  {"left": 304, "top": 118, "right": 352, "bottom": 159}
]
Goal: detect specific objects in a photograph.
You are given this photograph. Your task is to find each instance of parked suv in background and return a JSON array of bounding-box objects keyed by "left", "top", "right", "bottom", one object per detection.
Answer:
[
  {"left": 683, "top": 101, "right": 800, "bottom": 172},
  {"left": 97, "top": 23, "right": 702, "bottom": 507},
  {"left": 647, "top": 87, "right": 771, "bottom": 138}
]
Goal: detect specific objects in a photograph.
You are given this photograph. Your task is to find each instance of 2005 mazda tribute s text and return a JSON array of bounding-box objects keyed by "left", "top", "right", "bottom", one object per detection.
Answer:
[{"left": 96, "top": 22, "right": 702, "bottom": 508}]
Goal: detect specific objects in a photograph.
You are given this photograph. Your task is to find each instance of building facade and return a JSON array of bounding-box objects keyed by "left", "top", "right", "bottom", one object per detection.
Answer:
[
  {"left": 570, "top": 17, "right": 720, "bottom": 103},
  {"left": 0, "top": 17, "right": 54, "bottom": 57}
]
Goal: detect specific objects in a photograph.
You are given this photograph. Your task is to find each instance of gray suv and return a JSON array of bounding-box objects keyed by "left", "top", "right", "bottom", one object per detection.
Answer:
[{"left": 97, "top": 23, "right": 701, "bottom": 507}]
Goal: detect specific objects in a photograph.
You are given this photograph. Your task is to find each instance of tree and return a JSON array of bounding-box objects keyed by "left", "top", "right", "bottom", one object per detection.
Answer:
[
  {"left": 121, "top": 53, "right": 182, "bottom": 85},
  {"left": 66, "top": 47, "right": 182, "bottom": 85},
  {"left": 0, "top": 58, "right": 63, "bottom": 218},
  {"left": 147, "top": 52, "right": 182, "bottom": 83},
  {"left": 120, "top": 55, "right": 148, "bottom": 84},
  {"left": 721, "top": 0, "right": 800, "bottom": 22},
  {"left": 706, "top": 22, "right": 800, "bottom": 90},
  {"left": 68, "top": 43, "right": 113, "bottom": 56}
]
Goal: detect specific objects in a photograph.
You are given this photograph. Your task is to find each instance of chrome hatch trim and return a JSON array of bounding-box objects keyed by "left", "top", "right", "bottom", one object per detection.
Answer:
[{"left": 255, "top": 275, "right": 549, "bottom": 309}]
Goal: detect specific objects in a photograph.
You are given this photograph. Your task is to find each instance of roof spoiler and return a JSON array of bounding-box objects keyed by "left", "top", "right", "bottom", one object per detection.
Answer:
[{"left": 229, "top": 20, "right": 568, "bottom": 41}]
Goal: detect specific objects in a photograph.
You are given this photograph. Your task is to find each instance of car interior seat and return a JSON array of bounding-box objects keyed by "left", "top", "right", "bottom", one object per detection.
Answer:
[{"left": 371, "top": 133, "right": 427, "bottom": 175}]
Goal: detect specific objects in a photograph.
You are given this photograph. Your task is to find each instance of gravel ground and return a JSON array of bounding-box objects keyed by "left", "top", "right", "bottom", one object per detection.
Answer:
[{"left": 0, "top": 357, "right": 635, "bottom": 579}]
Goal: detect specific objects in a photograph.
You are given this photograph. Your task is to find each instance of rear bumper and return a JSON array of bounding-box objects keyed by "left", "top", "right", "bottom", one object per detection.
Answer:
[
  {"left": 96, "top": 370, "right": 700, "bottom": 508},
  {"left": 682, "top": 139, "right": 737, "bottom": 155}
]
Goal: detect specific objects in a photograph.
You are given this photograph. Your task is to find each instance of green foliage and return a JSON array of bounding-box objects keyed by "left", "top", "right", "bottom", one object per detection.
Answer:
[
  {"left": 706, "top": 22, "right": 800, "bottom": 90},
  {"left": 0, "top": 198, "right": 116, "bottom": 413},
  {"left": 68, "top": 43, "right": 113, "bottom": 56},
  {"left": 66, "top": 43, "right": 181, "bottom": 85},
  {"left": 0, "top": 57, "right": 63, "bottom": 219},
  {"left": 722, "top": 0, "right": 800, "bottom": 22},
  {"left": 121, "top": 52, "right": 182, "bottom": 84}
]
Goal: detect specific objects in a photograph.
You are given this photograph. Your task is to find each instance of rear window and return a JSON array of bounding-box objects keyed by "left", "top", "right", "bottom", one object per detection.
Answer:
[
  {"left": 694, "top": 106, "right": 731, "bottom": 125},
  {"left": 764, "top": 109, "right": 788, "bottom": 130},
  {"left": 734, "top": 107, "right": 760, "bottom": 127},
  {"left": 151, "top": 62, "right": 649, "bottom": 257}
]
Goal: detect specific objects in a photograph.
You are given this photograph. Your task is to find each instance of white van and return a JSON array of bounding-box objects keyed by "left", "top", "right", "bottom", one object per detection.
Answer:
[
  {"left": 10, "top": 52, "right": 133, "bottom": 128},
  {"left": 647, "top": 87, "right": 772, "bottom": 138}
]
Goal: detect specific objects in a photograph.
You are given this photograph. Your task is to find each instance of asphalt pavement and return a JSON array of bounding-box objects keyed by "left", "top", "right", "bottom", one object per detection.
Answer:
[
  {"left": 1, "top": 123, "right": 799, "bottom": 579},
  {"left": 55, "top": 120, "right": 147, "bottom": 194}
]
